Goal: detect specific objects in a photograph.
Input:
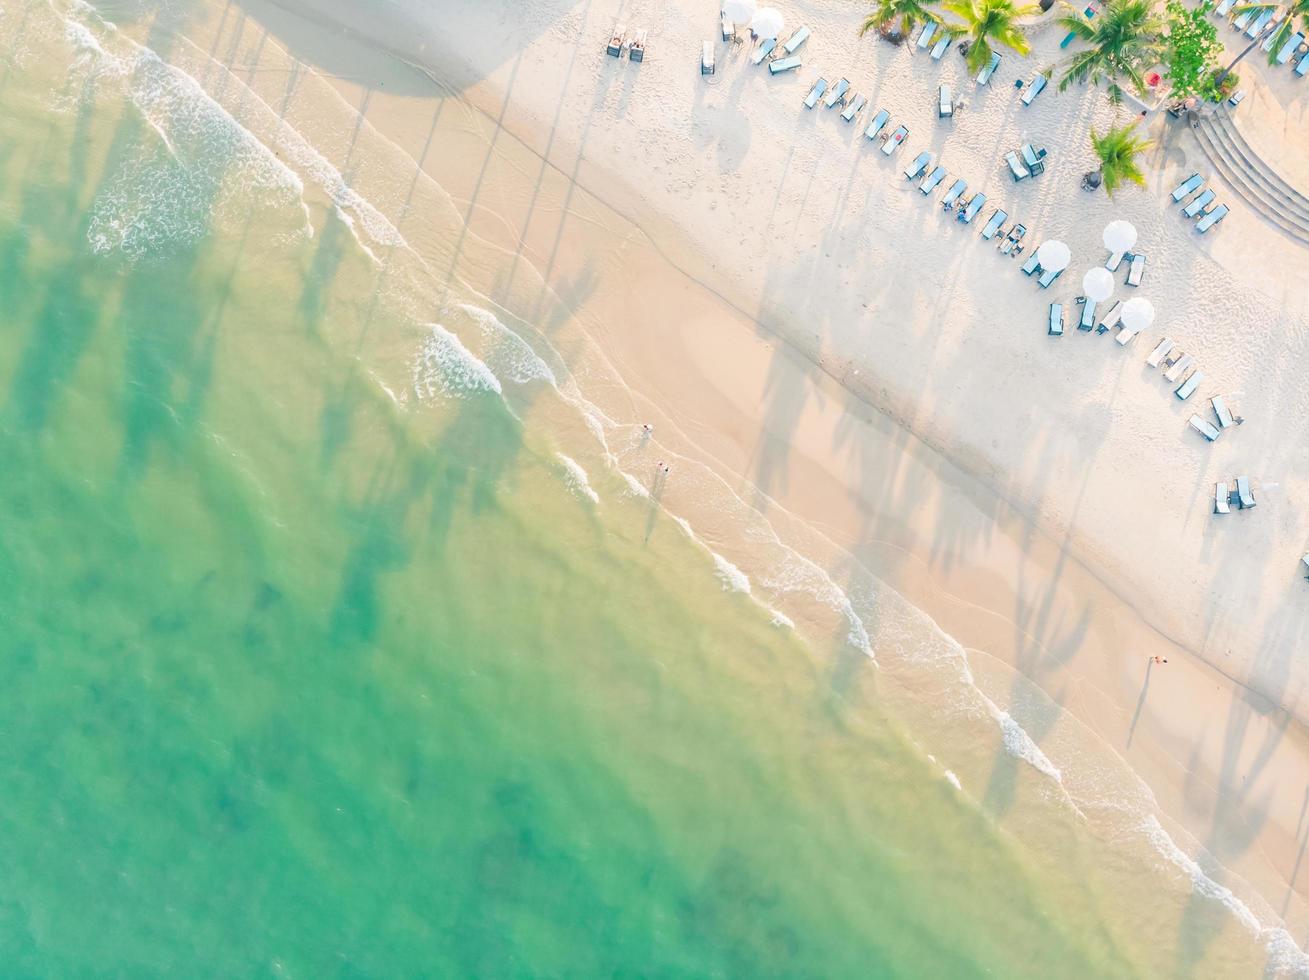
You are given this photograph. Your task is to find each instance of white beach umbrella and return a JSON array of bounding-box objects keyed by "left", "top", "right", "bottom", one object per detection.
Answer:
[
  {"left": 1121, "top": 297, "right": 1156, "bottom": 332},
  {"left": 724, "top": 0, "right": 757, "bottom": 23},
  {"left": 751, "top": 6, "right": 785, "bottom": 38},
  {"left": 1037, "top": 240, "right": 1071, "bottom": 273},
  {"left": 1103, "top": 219, "right": 1138, "bottom": 253},
  {"left": 1082, "top": 267, "right": 1115, "bottom": 303}
]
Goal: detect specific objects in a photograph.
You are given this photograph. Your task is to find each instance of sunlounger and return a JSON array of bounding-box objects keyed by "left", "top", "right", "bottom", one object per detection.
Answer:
[
  {"left": 1021, "top": 74, "right": 1047, "bottom": 105},
  {"left": 865, "top": 108, "right": 890, "bottom": 139},
  {"left": 1164, "top": 353, "right": 1194, "bottom": 383},
  {"left": 939, "top": 85, "right": 953, "bottom": 117},
  {"left": 977, "top": 52, "right": 1001, "bottom": 85},
  {"left": 1037, "top": 266, "right": 1063, "bottom": 288},
  {"left": 1079, "top": 298, "right": 1097, "bottom": 330},
  {"left": 1006, "top": 152, "right": 1029, "bottom": 181},
  {"left": 721, "top": 13, "right": 735, "bottom": 41},
  {"left": 629, "top": 30, "right": 648, "bottom": 61},
  {"left": 981, "top": 209, "right": 1008, "bottom": 239},
  {"left": 1190, "top": 415, "right": 1221, "bottom": 441},
  {"left": 1215, "top": 482, "right": 1231, "bottom": 515},
  {"left": 1097, "top": 300, "right": 1124, "bottom": 332},
  {"left": 1302, "top": 553, "right": 1309, "bottom": 577},
  {"left": 1105, "top": 249, "right": 1126, "bottom": 271},
  {"left": 1049, "top": 303, "right": 1065, "bottom": 336},
  {"left": 1175, "top": 370, "right": 1203, "bottom": 400},
  {"left": 1246, "top": 8, "right": 1273, "bottom": 38},
  {"left": 920, "top": 166, "right": 948, "bottom": 194},
  {"left": 1236, "top": 475, "right": 1255, "bottom": 509},
  {"left": 904, "top": 150, "right": 932, "bottom": 180},
  {"left": 701, "top": 41, "right": 715, "bottom": 75},
  {"left": 1171, "top": 172, "right": 1203, "bottom": 202},
  {"left": 1298, "top": 49, "right": 1309, "bottom": 75},
  {"left": 917, "top": 21, "right": 938, "bottom": 48},
  {"left": 607, "top": 25, "right": 626, "bottom": 57},
  {"left": 750, "top": 37, "right": 777, "bottom": 64},
  {"left": 1126, "top": 252, "right": 1145, "bottom": 286},
  {"left": 1211, "top": 395, "right": 1242, "bottom": 428},
  {"left": 1276, "top": 32, "right": 1305, "bottom": 64},
  {"left": 1021, "top": 253, "right": 1041, "bottom": 275},
  {"left": 931, "top": 34, "right": 951, "bottom": 59},
  {"left": 769, "top": 55, "right": 801, "bottom": 73},
  {"left": 1115, "top": 323, "right": 1142, "bottom": 345},
  {"left": 941, "top": 178, "right": 967, "bottom": 209},
  {"left": 1215, "top": 0, "right": 1234, "bottom": 13},
  {"left": 841, "top": 93, "right": 866, "bottom": 119},
  {"left": 1233, "top": 9, "right": 1254, "bottom": 31},
  {"left": 1261, "top": 16, "right": 1285, "bottom": 50},
  {"left": 782, "top": 26, "right": 811, "bottom": 54},
  {"left": 1197, "top": 204, "right": 1229, "bottom": 233},
  {"left": 1228, "top": 89, "right": 1246, "bottom": 106},
  {"left": 1146, "top": 338, "right": 1174, "bottom": 367},
  {"left": 882, "top": 125, "right": 909, "bottom": 155},
  {"left": 804, "top": 78, "right": 828, "bottom": 109},
  {"left": 960, "top": 193, "right": 986, "bottom": 223},
  {"left": 1000, "top": 223, "right": 1027, "bottom": 255},
  {"left": 824, "top": 77, "right": 850, "bottom": 107},
  {"left": 1183, "top": 188, "right": 1215, "bottom": 217}
]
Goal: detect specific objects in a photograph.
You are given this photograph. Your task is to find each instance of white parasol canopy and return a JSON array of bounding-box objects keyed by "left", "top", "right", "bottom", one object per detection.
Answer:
[
  {"left": 751, "top": 6, "right": 785, "bottom": 38},
  {"left": 1121, "top": 297, "right": 1155, "bottom": 332},
  {"left": 724, "top": 0, "right": 757, "bottom": 23},
  {"left": 1103, "top": 220, "right": 1138, "bottom": 253},
  {"left": 1082, "top": 267, "right": 1115, "bottom": 303},
  {"left": 1037, "top": 240, "right": 1071, "bottom": 273}
]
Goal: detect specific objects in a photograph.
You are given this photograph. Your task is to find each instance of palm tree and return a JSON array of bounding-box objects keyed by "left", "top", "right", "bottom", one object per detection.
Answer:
[
  {"left": 1056, "top": 0, "right": 1166, "bottom": 102},
  {"left": 1089, "top": 124, "right": 1152, "bottom": 195},
  {"left": 943, "top": 0, "right": 1039, "bottom": 72},
  {"left": 860, "top": 0, "right": 942, "bottom": 38}
]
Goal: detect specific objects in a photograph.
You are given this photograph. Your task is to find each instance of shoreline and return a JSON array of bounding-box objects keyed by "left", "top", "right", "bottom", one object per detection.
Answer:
[{"left": 163, "top": 0, "right": 1309, "bottom": 949}]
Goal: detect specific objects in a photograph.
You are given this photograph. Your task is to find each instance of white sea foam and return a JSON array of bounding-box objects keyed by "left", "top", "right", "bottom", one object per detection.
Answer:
[
  {"left": 988, "top": 704, "right": 1063, "bottom": 784},
  {"left": 413, "top": 325, "right": 502, "bottom": 400},
  {"left": 557, "top": 454, "right": 599, "bottom": 504},
  {"left": 944, "top": 770, "right": 962, "bottom": 791},
  {"left": 769, "top": 609, "right": 795, "bottom": 630},
  {"left": 711, "top": 552, "right": 751, "bottom": 594},
  {"left": 620, "top": 470, "right": 650, "bottom": 499},
  {"left": 458, "top": 304, "right": 558, "bottom": 387}
]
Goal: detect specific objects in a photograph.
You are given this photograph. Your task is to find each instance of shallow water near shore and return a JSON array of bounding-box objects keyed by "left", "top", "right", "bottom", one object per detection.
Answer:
[{"left": 0, "top": 1, "right": 1305, "bottom": 975}]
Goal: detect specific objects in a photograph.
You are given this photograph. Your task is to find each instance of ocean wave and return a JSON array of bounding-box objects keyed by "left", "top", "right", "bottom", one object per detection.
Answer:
[
  {"left": 556, "top": 454, "right": 599, "bottom": 504},
  {"left": 711, "top": 552, "right": 751, "bottom": 594},
  {"left": 413, "top": 325, "right": 502, "bottom": 400}
]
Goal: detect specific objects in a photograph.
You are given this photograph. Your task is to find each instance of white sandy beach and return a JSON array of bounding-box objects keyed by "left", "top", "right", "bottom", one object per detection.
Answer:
[{"left": 125, "top": 0, "right": 1309, "bottom": 959}]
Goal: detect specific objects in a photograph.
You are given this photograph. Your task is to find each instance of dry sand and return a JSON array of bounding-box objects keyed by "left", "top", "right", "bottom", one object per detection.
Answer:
[{"left": 167, "top": 0, "right": 1309, "bottom": 946}]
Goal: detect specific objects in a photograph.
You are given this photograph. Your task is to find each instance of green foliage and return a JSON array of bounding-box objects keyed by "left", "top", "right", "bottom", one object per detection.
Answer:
[
  {"left": 1056, "top": 0, "right": 1166, "bottom": 103},
  {"left": 1163, "top": 0, "right": 1222, "bottom": 99},
  {"left": 860, "top": 0, "right": 942, "bottom": 36},
  {"left": 1090, "top": 124, "right": 1152, "bottom": 195},
  {"left": 1198, "top": 66, "right": 1239, "bottom": 101},
  {"left": 942, "top": 0, "right": 1039, "bottom": 72}
]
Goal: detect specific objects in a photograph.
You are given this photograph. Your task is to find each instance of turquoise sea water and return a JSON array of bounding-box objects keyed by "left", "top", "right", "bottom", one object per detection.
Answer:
[{"left": 1, "top": 1, "right": 1306, "bottom": 975}]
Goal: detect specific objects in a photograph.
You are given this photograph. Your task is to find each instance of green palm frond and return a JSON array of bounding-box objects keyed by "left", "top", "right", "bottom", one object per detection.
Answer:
[
  {"left": 1091, "top": 124, "right": 1153, "bottom": 195},
  {"left": 861, "top": 0, "right": 943, "bottom": 36},
  {"left": 1056, "top": 0, "right": 1166, "bottom": 98},
  {"left": 942, "top": 0, "right": 1038, "bottom": 71}
]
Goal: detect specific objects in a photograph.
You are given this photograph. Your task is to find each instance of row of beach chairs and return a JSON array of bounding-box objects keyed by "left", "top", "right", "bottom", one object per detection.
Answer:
[
  {"left": 1170, "top": 172, "right": 1229, "bottom": 233},
  {"left": 1145, "top": 338, "right": 1206, "bottom": 401},
  {"left": 1214, "top": 476, "right": 1257, "bottom": 514},
  {"left": 1212, "top": 1, "right": 1309, "bottom": 77},
  {"left": 606, "top": 25, "right": 648, "bottom": 61},
  {"left": 743, "top": 25, "right": 811, "bottom": 75},
  {"left": 1185, "top": 392, "right": 1244, "bottom": 442}
]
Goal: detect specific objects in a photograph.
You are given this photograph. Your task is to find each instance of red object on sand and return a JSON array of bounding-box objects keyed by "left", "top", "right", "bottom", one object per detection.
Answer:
[{"left": 1146, "top": 72, "right": 1161, "bottom": 87}]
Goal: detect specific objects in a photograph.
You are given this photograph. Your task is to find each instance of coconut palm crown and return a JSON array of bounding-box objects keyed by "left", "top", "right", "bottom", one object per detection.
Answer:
[
  {"left": 860, "top": 0, "right": 942, "bottom": 38},
  {"left": 943, "top": 0, "right": 1039, "bottom": 72},
  {"left": 1056, "top": 0, "right": 1166, "bottom": 102},
  {"left": 1090, "top": 124, "right": 1152, "bottom": 195}
]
